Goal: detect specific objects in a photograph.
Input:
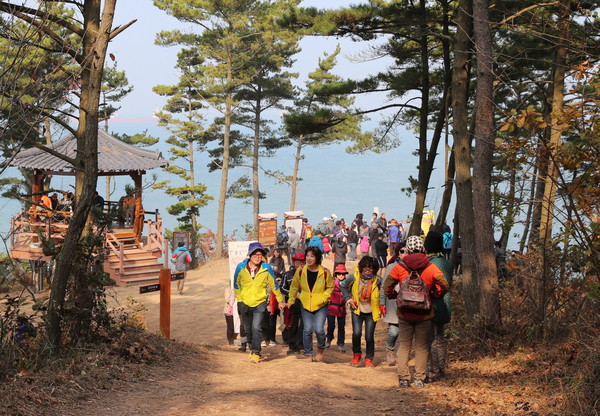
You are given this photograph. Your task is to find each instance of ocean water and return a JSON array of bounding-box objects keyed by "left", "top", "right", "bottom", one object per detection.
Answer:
[{"left": 0, "top": 122, "right": 452, "bottom": 250}]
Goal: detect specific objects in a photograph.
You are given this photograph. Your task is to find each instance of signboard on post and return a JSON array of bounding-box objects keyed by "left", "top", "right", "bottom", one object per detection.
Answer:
[
  {"left": 170, "top": 272, "right": 185, "bottom": 281},
  {"left": 284, "top": 210, "right": 304, "bottom": 238},
  {"left": 139, "top": 283, "right": 160, "bottom": 294},
  {"left": 258, "top": 213, "right": 277, "bottom": 247},
  {"left": 172, "top": 231, "right": 190, "bottom": 250},
  {"left": 227, "top": 240, "right": 255, "bottom": 334}
]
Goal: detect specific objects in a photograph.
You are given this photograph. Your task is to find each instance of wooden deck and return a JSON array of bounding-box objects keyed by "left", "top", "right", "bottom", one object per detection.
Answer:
[{"left": 10, "top": 208, "right": 168, "bottom": 288}]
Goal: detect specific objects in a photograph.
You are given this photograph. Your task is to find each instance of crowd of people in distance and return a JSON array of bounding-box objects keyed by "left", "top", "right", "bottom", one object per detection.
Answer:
[{"left": 227, "top": 212, "right": 459, "bottom": 389}]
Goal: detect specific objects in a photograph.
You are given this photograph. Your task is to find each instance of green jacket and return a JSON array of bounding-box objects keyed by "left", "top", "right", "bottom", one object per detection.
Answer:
[{"left": 429, "top": 254, "right": 453, "bottom": 324}]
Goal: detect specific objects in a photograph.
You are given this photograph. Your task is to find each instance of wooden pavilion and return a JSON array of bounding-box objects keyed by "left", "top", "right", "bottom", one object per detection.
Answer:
[{"left": 8, "top": 129, "right": 170, "bottom": 288}]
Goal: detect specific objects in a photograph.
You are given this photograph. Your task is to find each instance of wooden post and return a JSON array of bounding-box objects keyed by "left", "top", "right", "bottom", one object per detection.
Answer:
[
  {"left": 163, "top": 239, "right": 170, "bottom": 266},
  {"left": 159, "top": 268, "right": 171, "bottom": 338}
]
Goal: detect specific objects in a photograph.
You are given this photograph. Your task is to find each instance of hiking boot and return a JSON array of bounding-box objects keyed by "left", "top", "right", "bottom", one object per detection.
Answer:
[
  {"left": 249, "top": 353, "right": 261, "bottom": 363},
  {"left": 386, "top": 349, "right": 396, "bottom": 366},
  {"left": 286, "top": 349, "right": 299, "bottom": 355},
  {"left": 304, "top": 354, "right": 314, "bottom": 362},
  {"left": 238, "top": 343, "right": 247, "bottom": 352},
  {"left": 338, "top": 344, "right": 346, "bottom": 353},
  {"left": 365, "top": 358, "right": 375, "bottom": 368},
  {"left": 398, "top": 379, "right": 409, "bottom": 389},
  {"left": 350, "top": 353, "right": 361, "bottom": 366},
  {"left": 315, "top": 347, "right": 325, "bottom": 362},
  {"left": 413, "top": 379, "right": 425, "bottom": 388}
]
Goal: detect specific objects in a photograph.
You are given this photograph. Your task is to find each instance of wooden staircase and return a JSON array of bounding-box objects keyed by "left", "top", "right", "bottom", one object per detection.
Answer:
[{"left": 104, "top": 231, "right": 164, "bottom": 287}]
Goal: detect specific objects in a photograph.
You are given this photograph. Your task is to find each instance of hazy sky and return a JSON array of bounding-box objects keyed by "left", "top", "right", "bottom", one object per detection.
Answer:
[{"left": 108, "top": 0, "right": 393, "bottom": 126}]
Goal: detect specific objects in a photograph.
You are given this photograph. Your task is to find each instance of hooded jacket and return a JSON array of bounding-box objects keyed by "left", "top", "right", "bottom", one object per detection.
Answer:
[
  {"left": 288, "top": 228, "right": 301, "bottom": 250},
  {"left": 333, "top": 239, "right": 347, "bottom": 263},
  {"left": 288, "top": 265, "right": 334, "bottom": 312},
  {"left": 234, "top": 259, "right": 283, "bottom": 307},
  {"left": 383, "top": 252, "right": 449, "bottom": 322},
  {"left": 307, "top": 236, "right": 324, "bottom": 252}
]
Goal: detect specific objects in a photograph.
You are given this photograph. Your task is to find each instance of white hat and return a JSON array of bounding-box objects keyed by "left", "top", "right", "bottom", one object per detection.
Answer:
[
  {"left": 323, "top": 217, "right": 329, "bottom": 221},
  {"left": 331, "top": 214, "right": 337, "bottom": 219}
]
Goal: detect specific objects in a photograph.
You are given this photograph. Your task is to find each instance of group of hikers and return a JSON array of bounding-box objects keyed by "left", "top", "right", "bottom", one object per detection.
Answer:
[{"left": 228, "top": 212, "right": 454, "bottom": 389}]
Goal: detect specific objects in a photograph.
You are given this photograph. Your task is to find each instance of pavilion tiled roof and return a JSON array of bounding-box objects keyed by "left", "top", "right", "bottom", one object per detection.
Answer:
[{"left": 10, "top": 129, "right": 168, "bottom": 173}]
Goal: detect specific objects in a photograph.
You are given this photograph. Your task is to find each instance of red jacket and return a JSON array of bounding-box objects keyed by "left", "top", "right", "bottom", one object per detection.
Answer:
[{"left": 383, "top": 252, "right": 449, "bottom": 322}]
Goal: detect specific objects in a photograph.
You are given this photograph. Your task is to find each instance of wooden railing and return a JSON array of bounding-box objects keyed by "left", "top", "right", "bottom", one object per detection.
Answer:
[
  {"left": 10, "top": 208, "right": 73, "bottom": 252},
  {"left": 144, "top": 209, "right": 165, "bottom": 254},
  {"left": 10, "top": 206, "right": 165, "bottom": 269},
  {"left": 104, "top": 233, "right": 125, "bottom": 274}
]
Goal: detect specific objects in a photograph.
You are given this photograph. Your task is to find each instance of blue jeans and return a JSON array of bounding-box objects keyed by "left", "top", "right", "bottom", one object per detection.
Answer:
[
  {"left": 300, "top": 305, "right": 328, "bottom": 356},
  {"left": 326, "top": 314, "right": 346, "bottom": 346},
  {"left": 348, "top": 243, "right": 357, "bottom": 261},
  {"left": 240, "top": 301, "right": 267, "bottom": 355},
  {"left": 351, "top": 312, "right": 377, "bottom": 359},
  {"left": 386, "top": 323, "right": 399, "bottom": 349}
]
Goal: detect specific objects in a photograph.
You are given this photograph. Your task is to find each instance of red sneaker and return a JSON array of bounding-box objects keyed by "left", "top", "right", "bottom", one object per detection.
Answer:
[
  {"left": 365, "top": 358, "right": 375, "bottom": 367},
  {"left": 350, "top": 353, "right": 361, "bottom": 366}
]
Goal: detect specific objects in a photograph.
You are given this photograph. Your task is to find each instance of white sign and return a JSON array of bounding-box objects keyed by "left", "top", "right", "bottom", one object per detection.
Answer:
[{"left": 227, "top": 240, "right": 256, "bottom": 335}]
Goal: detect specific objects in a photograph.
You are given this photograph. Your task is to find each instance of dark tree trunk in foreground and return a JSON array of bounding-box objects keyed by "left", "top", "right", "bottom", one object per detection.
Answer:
[
  {"left": 451, "top": 0, "right": 478, "bottom": 318},
  {"left": 472, "top": 0, "right": 500, "bottom": 328},
  {"left": 47, "top": 0, "right": 118, "bottom": 351}
]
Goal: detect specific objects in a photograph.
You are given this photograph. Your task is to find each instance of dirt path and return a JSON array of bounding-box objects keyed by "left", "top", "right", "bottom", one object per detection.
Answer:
[{"left": 43, "top": 258, "right": 554, "bottom": 416}]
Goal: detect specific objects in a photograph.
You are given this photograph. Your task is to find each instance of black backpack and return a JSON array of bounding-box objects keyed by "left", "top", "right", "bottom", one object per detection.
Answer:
[{"left": 276, "top": 231, "right": 288, "bottom": 246}]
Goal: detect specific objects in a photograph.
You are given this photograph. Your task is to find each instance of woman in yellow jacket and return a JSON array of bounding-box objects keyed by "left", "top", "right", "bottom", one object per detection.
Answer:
[
  {"left": 286, "top": 246, "right": 334, "bottom": 362},
  {"left": 341, "top": 256, "right": 384, "bottom": 367}
]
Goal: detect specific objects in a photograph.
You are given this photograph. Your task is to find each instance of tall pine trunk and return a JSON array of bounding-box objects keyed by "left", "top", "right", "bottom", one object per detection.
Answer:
[
  {"left": 188, "top": 96, "right": 198, "bottom": 268},
  {"left": 535, "top": 0, "right": 569, "bottom": 337},
  {"left": 408, "top": 0, "right": 430, "bottom": 237},
  {"left": 215, "top": 66, "right": 233, "bottom": 257},
  {"left": 290, "top": 135, "right": 303, "bottom": 211},
  {"left": 252, "top": 88, "right": 262, "bottom": 232},
  {"left": 472, "top": 0, "right": 500, "bottom": 327},
  {"left": 451, "top": 0, "right": 479, "bottom": 318},
  {"left": 47, "top": 0, "right": 116, "bottom": 351}
]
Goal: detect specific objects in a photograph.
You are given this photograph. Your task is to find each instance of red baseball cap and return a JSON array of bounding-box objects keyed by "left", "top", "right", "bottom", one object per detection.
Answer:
[{"left": 291, "top": 253, "right": 305, "bottom": 262}]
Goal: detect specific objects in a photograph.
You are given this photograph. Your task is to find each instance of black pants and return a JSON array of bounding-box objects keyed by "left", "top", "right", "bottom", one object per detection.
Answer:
[
  {"left": 262, "top": 310, "right": 279, "bottom": 342},
  {"left": 282, "top": 302, "right": 303, "bottom": 351}
]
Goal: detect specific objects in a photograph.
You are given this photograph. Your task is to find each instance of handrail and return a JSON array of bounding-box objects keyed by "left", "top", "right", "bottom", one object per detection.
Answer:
[
  {"left": 144, "top": 213, "right": 165, "bottom": 260},
  {"left": 10, "top": 208, "right": 164, "bottom": 273},
  {"left": 104, "top": 233, "right": 125, "bottom": 275}
]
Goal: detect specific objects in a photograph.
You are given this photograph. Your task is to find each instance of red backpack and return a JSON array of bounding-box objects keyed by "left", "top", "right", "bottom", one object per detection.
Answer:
[{"left": 396, "top": 266, "right": 432, "bottom": 311}]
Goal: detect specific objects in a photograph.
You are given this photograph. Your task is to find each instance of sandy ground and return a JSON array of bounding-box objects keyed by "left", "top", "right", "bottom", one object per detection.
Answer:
[
  {"left": 92, "top": 256, "right": 450, "bottom": 416},
  {"left": 27, "top": 256, "right": 556, "bottom": 416}
]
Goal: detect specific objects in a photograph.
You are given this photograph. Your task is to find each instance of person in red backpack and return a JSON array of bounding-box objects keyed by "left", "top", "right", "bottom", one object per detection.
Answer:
[
  {"left": 325, "top": 264, "right": 349, "bottom": 352},
  {"left": 383, "top": 235, "right": 449, "bottom": 389}
]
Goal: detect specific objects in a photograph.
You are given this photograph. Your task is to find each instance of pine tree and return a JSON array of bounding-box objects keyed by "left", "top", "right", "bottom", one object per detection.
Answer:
[
  {"left": 153, "top": 48, "right": 213, "bottom": 266},
  {"left": 154, "top": 0, "right": 301, "bottom": 256},
  {"left": 283, "top": 45, "right": 370, "bottom": 210},
  {"left": 100, "top": 61, "right": 133, "bottom": 200},
  {"left": 233, "top": 41, "right": 299, "bottom": 231}
]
